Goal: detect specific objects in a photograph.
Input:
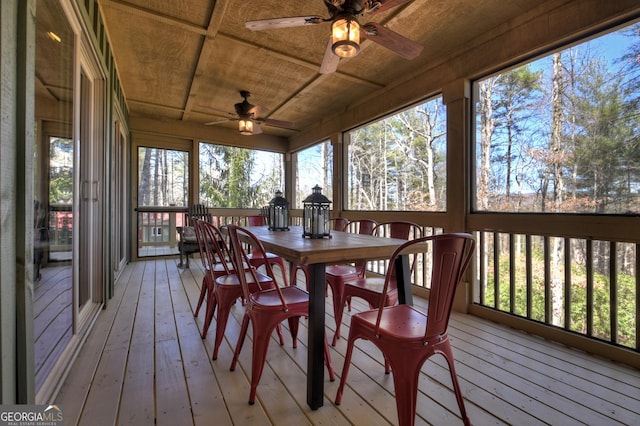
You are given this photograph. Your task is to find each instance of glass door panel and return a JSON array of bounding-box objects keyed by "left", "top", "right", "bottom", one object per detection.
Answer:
[
  {"left": 34, "top": 0, "right": 105, "bottom": 396},
  {"left": 33, "top": 0, "right": 74, "bottom": 392},
  {"left": 113, "top": 120, "right": 128, "bottom": 276}
]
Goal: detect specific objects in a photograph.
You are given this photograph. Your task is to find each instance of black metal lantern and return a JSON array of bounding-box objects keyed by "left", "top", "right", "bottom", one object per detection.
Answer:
[
  {"left": 267, "top": 190, "right": 289, "bottom": 231},
  {"left": 302, "top": 185, "right": 332, "bottom": 239}
]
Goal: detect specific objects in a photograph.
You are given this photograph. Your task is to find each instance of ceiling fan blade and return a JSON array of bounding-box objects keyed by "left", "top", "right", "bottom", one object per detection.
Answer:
[
  {"left": 197, "top": 104, "right": 237, "bottom": 117},
  {"left": 248, "top": 104, "right": 269, "bottom": 118},
  {"left": 362, "top": 22, "right": 423, "bottom": 60},
  {"left": 367, "top": 0, "right": 413, "bottom": 14},
  {"left": 246, "top": 16, "right": 324, "bottom": 31},
  {"left": 258, "top": 117, "right": 296, "bottom": 130},
  {"left": 204, "top": 118, "right": 234, "bottom": 126},
  {"left": 319, "top": 39, "right": 340, "bottom": 74}
]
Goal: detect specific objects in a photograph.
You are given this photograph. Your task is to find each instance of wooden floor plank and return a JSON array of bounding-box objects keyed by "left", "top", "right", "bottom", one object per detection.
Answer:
[
  {"left": 117, "top": 262, "right": 156, "bottom": 425},
  {"left": 78, "top": 261, "right": 144, "bottom": 424},
  {"left": 118, "top": 341, "right": 155, "bottom": 425},
  {"left": 153, "top": 260, "right": 193, "bottom": 426},
  {"left": 169, "top": 259, "right": 234, "bottom": 426}
]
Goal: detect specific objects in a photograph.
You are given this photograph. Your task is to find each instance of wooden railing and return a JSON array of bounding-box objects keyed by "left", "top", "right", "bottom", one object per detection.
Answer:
[
  {"left": 472, "top": 230, "right": 639, "bottom": 351},
  {"left": 135, "top": 207, "right": 267, "bottom": 257},
  {"left": 135, "top": 207, "right": 183, "bottom": 251},
  {"left": 467, "top": 212, "right": 640, "bottom": 365},
  {"left": 47, "top": 204, "right": 73, "bottom": 259}
]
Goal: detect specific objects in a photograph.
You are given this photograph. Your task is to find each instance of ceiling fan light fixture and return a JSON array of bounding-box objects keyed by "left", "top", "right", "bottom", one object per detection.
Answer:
[
  {"left": 238, "top": 118, "right": 254, "bottom": 135},
  {"left": 331, "top": 16, "right": 360, "bottom": 58}
]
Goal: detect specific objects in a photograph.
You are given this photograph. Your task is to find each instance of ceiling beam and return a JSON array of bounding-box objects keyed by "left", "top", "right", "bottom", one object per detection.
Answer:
[
  {"left": 182, "top": 0, "right": 232, "bottom": 122},
  {"left": 127, "top": 98, "right": 185, "bottom": 114},
  {"left": 100, "top": 0, "right": 208, "bottom": 35}
]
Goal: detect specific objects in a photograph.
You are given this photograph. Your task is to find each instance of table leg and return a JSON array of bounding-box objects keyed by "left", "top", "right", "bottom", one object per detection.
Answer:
[
  {"left": 307, "top": 262, "right": 326, "bottom": 410},
  {"left": 177, "top": 241, "right": 184, "bottom": 268},
  {"left": 395, "top": 254, "right": 413, "bottom": 305}
]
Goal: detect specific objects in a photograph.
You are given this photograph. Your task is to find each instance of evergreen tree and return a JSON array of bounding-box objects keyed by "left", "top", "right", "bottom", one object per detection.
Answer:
[{"left": 492, "top": 66, "right": 543, "bottom": 209}]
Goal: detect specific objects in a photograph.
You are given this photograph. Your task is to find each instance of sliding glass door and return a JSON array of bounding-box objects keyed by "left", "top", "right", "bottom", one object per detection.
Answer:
[{"left": 33, "top": 0, "right": 105, "bottom": 400}]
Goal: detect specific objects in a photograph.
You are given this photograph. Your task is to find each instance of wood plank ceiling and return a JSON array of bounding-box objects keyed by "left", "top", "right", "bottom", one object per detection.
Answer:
[{"left": 97, "top": 0, "right": 546, "bottom": 138}]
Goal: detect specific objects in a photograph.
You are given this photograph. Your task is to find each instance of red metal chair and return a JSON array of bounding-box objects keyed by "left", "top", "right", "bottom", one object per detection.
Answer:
[
  {"left": 193, "top": 218, "right": 214, "bottom": 320},
  {"left": 333, "top": 221, "right": 423, "bottom": 345},
  {"left": 195, "top": 219, "right": 241, "bottom": 341},
  {"left": 243, "top": 215, "right": 290, "bottom": 286},
  {"left": 196, "top": 220, "right": 281, "bottom": 359},
  {"left": 335, "top": 233, "right": 475, "bottom": 426},
  {"left": 225, "top": 225, "right": 336, "bottom": 405}
]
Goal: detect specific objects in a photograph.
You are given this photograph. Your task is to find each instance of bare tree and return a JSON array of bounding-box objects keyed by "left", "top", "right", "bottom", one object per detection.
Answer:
[
  {"left": 550, "top": 52, "right": 566, "bottom": 326},
  {"left": 395, "top": 102, "right": 446, "bottom": 209},
  {"left": 478, "top": 77, "right": 497, "bottom": 210}
]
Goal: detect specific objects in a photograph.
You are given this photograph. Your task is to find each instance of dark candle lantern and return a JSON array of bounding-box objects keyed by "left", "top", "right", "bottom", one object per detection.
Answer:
[
  {"left": 302, "top": 185, "right": 332, "bottom": 239},
  {"left": 266, "top": 190, "right": 289, "bottom": 231}
]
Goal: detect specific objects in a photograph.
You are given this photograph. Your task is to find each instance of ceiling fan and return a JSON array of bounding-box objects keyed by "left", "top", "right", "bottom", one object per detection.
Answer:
[
  {"left": 245, "top": 0, "right": 423, "bottom": 74},
  {"left": 203, "top": 90, "right": 295, "bottom": 135}
]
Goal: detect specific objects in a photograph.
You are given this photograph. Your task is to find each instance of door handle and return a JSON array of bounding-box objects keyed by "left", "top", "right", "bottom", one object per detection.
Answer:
[
  {"left": 81, "top": 180, "right": 89, "bottom": 201},
  {"left": 93, "top": 180, "right": 99, "bottom": 202}
]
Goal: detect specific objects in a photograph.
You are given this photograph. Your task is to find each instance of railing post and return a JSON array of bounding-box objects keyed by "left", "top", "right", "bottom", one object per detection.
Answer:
[{"left": 169, "top": 210, "right": 176, "bottom": 248}]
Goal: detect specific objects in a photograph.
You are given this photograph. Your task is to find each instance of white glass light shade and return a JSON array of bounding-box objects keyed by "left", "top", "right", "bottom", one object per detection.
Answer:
[
  {"left": 331, "top": 17, "right": 360, "bottom": 58},
  {"left": 238, "top": 119, "right": 253, "bottom": 135}
]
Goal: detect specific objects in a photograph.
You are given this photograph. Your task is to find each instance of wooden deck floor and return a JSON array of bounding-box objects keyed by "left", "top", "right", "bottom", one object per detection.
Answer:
[{"left": 55, "top": 258, "right": 640, "bottom": 425}]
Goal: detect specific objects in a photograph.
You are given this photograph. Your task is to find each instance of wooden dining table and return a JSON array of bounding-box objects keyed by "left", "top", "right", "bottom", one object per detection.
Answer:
[{"left": 244, "top": 225, "right": 414, "bottom": 410}]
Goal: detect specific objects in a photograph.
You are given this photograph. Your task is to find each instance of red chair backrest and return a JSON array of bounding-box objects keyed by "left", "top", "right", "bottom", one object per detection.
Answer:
[
  {"left": 424, "top": 234, "right": 475, "bottom": 338},
  {"left": 373, "top": 221, "right": 423, "bottom": 282},
  {"left": 246, "top": 215, "right": 265, "bottom": 226},
  {"left": 345, "top": 219, "right": 377, "bottom": 235},
  {"left": 342, "top": 219, "right": 377, "bottom": 274},
  {"left": 329, "top": 217, "right": 349, "bottom": 232},
  {"left": 192, "top": 218, "right": 208, "bottom": 269},
  {"left": 197, "top": 220, "right": 234, "bottom": 275},
  {"left": 225, "top": 225, "right": 288, "bottom": 308},
  {"left": 240, "top": 217, "right": 268, "bottom": 260},
  {"left": 373, "top": 233, "right": 475, "bottom": 340},
  {"left": 373, "top": 221, "right": 423, "bottom": 240}
]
